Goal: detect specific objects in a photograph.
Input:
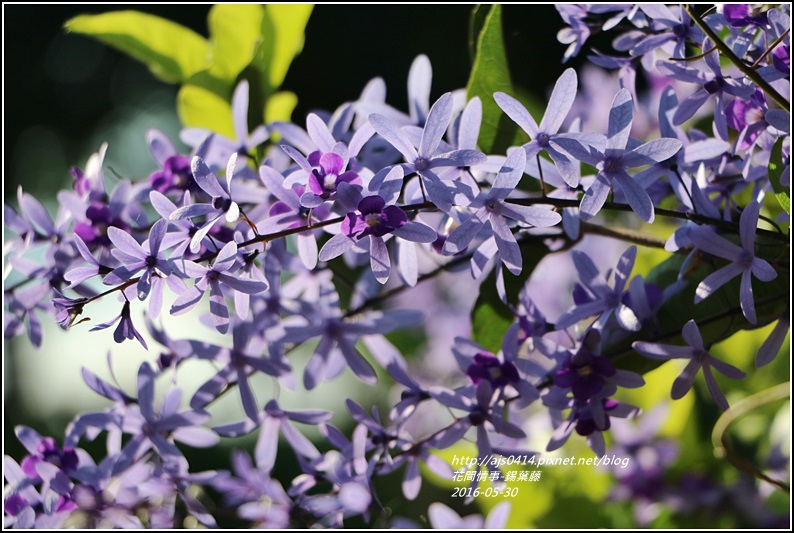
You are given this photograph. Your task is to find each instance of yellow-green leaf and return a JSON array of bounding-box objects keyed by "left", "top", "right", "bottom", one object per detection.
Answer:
[
  {"left": 466, "top": 5, "right": 517, "bottom": 153},
  {"left": 768, "top": 137, "right": 790, "bottom": 215},
  {"left": 65, "top": 11, "right": 210, "bottom": 83},
  {"left": 208, "top": 4, "right": 266, "bottom": 82},
  {"left": 259, "top": 5, "right": 314, "bottom": 91},
  {"left": 177, "top": 84, "right": 234, "bottom": 139},
  {"left": 265, "top": 91, "right": 298, "bottom": 123}
]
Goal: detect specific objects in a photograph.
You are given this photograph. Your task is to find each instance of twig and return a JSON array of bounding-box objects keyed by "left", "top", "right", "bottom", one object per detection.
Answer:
[{"left": 683, "top": 4, "right": 790, "bottom": 112}]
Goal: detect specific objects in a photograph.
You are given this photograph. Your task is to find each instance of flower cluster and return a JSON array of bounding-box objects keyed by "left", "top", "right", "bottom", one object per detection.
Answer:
[{"left": 4, "top": 4, "right": 789, "bottom": 528}]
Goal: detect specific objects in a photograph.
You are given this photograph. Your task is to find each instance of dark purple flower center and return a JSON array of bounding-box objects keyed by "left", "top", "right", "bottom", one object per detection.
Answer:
[
  {"left": 704, "top": 77, "right": 727, "bottom": 95},
  {"left": 342, "top": 196, "right": 407, "bottom": 239},
  {"left": 738, "top": 250, "right": 754, "bottom": 268},
  {"left": 672, "top": 23, "right": 688, "bottom": 38},
  {"left": 150, "top": 154, "right": 192, "bottom": 193},
  {"left": 213, "top": 197, "right": 233, "bottom": 211},
  {"left": 602, "top": 156, "right": 622, "bottom": 174},
  {"left": 467, "top": 352, "right": 520, "bottom": 388},
  {"left": 537, "top": 132, "right": 551, "bottom": 148},
  {"left": 468, "top": 407, "right": 487, "bottom": 426},
  {"left": 21, "top": 438, "right": 78, "bottom": 479},
  {"left": 554, "top": 351, "right": 616, "bottom": 401},
  {"left": 4, "top": 494, "right": 28, "bottom": 516},
  {"left": 414, "top": 157, "right": 430, "bottom": 171}
]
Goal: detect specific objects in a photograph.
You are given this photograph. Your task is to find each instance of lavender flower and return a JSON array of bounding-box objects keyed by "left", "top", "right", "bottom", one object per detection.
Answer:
[
  {"left": 633, "top": 320, "right": 746, "bottom": 410},
  {"left": 689, "top": 202, "right": 777, "bottom": 324},
  {"left": 181, "top": 80, "right": 268, "bottom": 168},
  {"left": 211, "top": 450, "right": 292, "bottom": 527},
  {"left": 657, "top": 42, "right": 755, "bottom": 140},
  {"left": 170, "top": 154, "right": 242, "bottom": 254},
  {"left": 89, "top": 300, "right": 147, "bottom": 348},
  {"left": 279, "top": 283, "right": 421, "bottom": 388},
  {"left": 576, "top": 89, "right": 683, "bottom": 223},
  {"left": 189, "top": 319, "right": 290, "bottom": 420},
  {"left": 556, "top": 246, "right": 641, "bottom": 331},
  {"left": 318, "top": 166, "right": 437, "bottom": 284},
  {"left": 112, "top": 363, "right": 219, "bottom": 474},
  {"left": 553, "top": 329, "right": 644, "bottom": 401},
  {"left": 442, "top": 148, "right": 561, "bottom": 274},
  {"left": 146, "top": 129, "right": 195, "bottom": 194},
  {"left": 170, "top": 241, "right": 267, "bottom": 333},
  {"left": 370, "top": 93, "right": 486, "bottom": 213},
  {"left": 103, "top": 219, "right": 171, "bottom": 302},
  {"left": 428, "top": 501, "right": 511, "bottom": 529},
  {"left": 495, "top": 69, "right": 603, "bottom": 186}
]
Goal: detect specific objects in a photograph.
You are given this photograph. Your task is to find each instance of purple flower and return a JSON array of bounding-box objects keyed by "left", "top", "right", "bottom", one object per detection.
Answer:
[
  {"left": 634, "top": 5, "right": 703, "bottom": 59},
  {"left": 189, "top": 319, "right": 290, "bottom": 420},
  {"left": 633, "top": 320, "right": 746, "bottom": 410},
  {"left": 64, "top": 234, "right": 110, "bottom": 289},
  {"left": 170, "top": 241, "right": 268, "bottom": 333},
  {"left": 51, "top": 291, "right": 89, "bottom": 330},
  {"left": 215, "top": 400, "right": 331, "bottom": 475},
  {"left": 146, "top": 129, "right": 195, "bottom": 194},
  {"left": 211, "top": 450, "right": 292, "bottom": 527},
  {"left": 495, "top": 69, "right": 603, "bottom": 186},
  {"left": 181, "top": 80, "right": 268, "bottom": 168},
  {"left": 442, "top": 148, "right": 561, "bottom": 274},
  {"left": 722, "top": 4, "right": 769, "bottom": 27},
  {"left": 103, "top": 219, "right": 171, "bottom": 302},
  {"left": 553, "top": 329, "right": 644, "bottom": 401},
  {"left": 89, "top": 300, "right": 147, "bottom": 349},
  {"left": 279, "top": 283, "right": 421, "bottom": 388},
  {"left": 170, "top": 154, "right": 242, "bottom": 254},
  {"left": 656, "top": 42, "right": 756, "bottom": 140},
  {"left": 305, "top": 152, "right": 362, "bottom": 205},
  {"left": 428, "top": 501, "right": 511, "bottom": 529},
  {"left": 575, "top": 89, "right": 682, "bottom": 223},
  {"left": 556, "top": 5, "right": 591, "bottom": 62},
  {"left": 15, "top": 427, "right": 79, "bottom": 483},
  {"left": 258, "top": 164, "right": 332, "bottom": 270},
  {"left": 431, "top": 381, "right": 526, "bottom": 454},
  {"left": 318, "top": 166, "right": 437, "bottom": 285},
  {"left": 689, "top": 201, "right": 777, "bottom": 324},
  {"left": 112, "top": 363, "right": 219, "bottom": 475},
  {"left": 556, "top": 246, "right": 641, "bottom": 331},
  {"left": 548, "top": 388, "right": 640, "bottom": 455},
  {"left": 452, "top": 328, "right": 539, "bottom": 408},
  {"left": 370, "top": 92, "right": 486, "bottom": 214}
]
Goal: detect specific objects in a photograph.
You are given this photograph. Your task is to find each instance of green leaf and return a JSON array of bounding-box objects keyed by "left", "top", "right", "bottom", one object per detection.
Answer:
[
  {"left": 466, "top": 5, "right": 518, "bottom": 154},
  {"left": 768, "top": 137, "right": 790, "bottom": 215},
  {"left": 65, "top": 11, "right": 210, "bottom": 83},
  {"left": 471, "top": 241, "right": 551, "bottom": 352},
  {"left": 265, "top": 91, "right": 298, "bottom": 123},
  {"left": 606, "top": 250, "right": 790, "bottom": 375},
  {"left": 258, "top": 5, "right": 314, "bottom": 91},
  {"left": 177, "top": 83, "right": 234, "bottom": 139},
  {"left": 207, "top": 4, "right": 266, "bottom": 82},
  {"left": 468, "top": 5, "right": 489, "bottom": 63}
]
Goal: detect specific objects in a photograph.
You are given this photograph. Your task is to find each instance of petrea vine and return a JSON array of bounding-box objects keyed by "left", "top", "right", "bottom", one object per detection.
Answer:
[{"left": 4, "top": 4, "right": 790, "bottom": 529}]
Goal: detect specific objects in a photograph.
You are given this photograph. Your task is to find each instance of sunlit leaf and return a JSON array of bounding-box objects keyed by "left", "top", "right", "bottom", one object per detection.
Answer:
[
  {"left": 466, "top": 5, "right": 518, "bottom": 153},
  {"left": 208, "top": 4, "right": 266, "bottom": 81},
  {"left": 265, "top": 91, "right": 298, "bottom": 123},
  {"left": 177, "top": 83, "right": 234, "bottom": 139},
  {"left": 259, "top": 4, "right": 314, "bottom": 91},
  {"left": 65, "top": 11, "right": 210, "bottom": 83},
  {"left": 768, "top": 137, "right": 790, "bottom": 215}
]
